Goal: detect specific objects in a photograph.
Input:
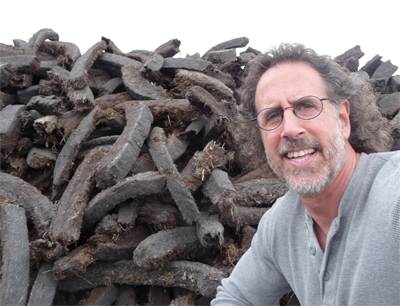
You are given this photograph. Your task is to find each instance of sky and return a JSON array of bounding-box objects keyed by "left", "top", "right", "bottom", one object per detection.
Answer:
[{"left": 1, "top": 0, "right": 399, "bottom": 72}]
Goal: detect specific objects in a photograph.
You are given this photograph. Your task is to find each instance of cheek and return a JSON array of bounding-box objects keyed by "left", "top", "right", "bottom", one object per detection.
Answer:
[{"left": 260, "top": 132, "right": 277, "bottom": 153}]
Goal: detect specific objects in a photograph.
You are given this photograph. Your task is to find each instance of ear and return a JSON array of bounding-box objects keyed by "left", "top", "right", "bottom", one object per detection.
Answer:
[{"left": 338, "top": 100, "right": 351, "bottom": 139}]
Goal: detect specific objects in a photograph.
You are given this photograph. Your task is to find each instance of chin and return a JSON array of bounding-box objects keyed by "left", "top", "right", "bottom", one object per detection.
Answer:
[{"left": 285, "top": 171, "right": 333, "bottom": 197}]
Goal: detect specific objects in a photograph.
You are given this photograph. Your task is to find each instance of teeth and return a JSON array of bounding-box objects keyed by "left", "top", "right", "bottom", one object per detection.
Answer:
[{"left": 287, "top": 148, "right": 315, "bottom": 159}]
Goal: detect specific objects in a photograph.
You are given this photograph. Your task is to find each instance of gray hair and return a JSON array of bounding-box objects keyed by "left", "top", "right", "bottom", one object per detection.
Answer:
[{"left": 238, "top": 43, "right": 393, "bottom": 157}]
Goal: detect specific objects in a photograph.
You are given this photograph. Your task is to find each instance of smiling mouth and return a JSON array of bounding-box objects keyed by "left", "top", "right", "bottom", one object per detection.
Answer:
[{"left": 286, "top": 148, "right": 316, "bottom": 162}]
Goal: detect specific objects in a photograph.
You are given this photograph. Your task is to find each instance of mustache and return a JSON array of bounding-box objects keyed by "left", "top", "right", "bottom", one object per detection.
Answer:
[{"left": 277, "top": 138, "right": 323, "bottom": 156}]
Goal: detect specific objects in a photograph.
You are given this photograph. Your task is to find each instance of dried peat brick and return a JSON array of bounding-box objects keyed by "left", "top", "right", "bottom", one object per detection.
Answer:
[
  {"left": 53, "top": 245, "right": 96, "bottom": 280},
  {"left": 52, "top": 106, "right": 100, "bottom": 200},
  {"left": 25, "top": 28, "right": 59, "bottom": 54},
  {"left": 95, "top": 52, "right": 142, "bottom": 76},
  {"left": 89, "top": 226, "right": 151, "bottom": 261},
  {"left": 29, "top": 239, "right": 65, "bottom": 262},
  {"left": 17, "top": 85, "right": 39, "bottom": 104},
  {"left": 334, "top": 45, "right": 365, "bottom": 72},
  {"left": 168, "top": 172, "right": 201, "bottom": 224},
  {"left": 166, "top": 132, "right": 190, "bottom": 161},
  {"left": 0, "top": 54, "right": 40, "bottom": 74},
  {"left": 83, "top": 171, "right": 166, "bottom": 229},
  {"left": 162, "top": 57, "right": 212, "bottom": 72},
  {"left": 147, "top": 126, "right": 180, "bottom": 174},
  {"left": 240, "top": 226, "right": 257, "bottom": 253},
  {"left": 102, "top": 36, "right": 126, "bottom": 56},
  {"left": 130, "top": 152, "right": 155, "bottom": 174},
  {"left": 143, "top": 52, "right": 165, "bottom": 71},
  {"left": 360, "top": 54, "right": 383, "bottom": 76},
  {"left": 9, "top": 72, "right": 33, "bottom": 89},
  {"left": 82, "top": 135, "right": 119, "bottom": 151},
  {"left": 27, "top": 262, "right": 58, "bottom": 306},
  {"left": 104, "top": 97, "right": 200, "bottom": 126},
  {"left": 202, "top": 36, "right": 249, "bottom": 59},
  {"left": 219, "top": 205, "right": 270, "bottom": 227},
  {"left": 69, "top": 40, "right": 107, "bottom": 89},
  {"left": 50, "top": 147, "right": 109, "bottom": 245},
  {"left": 233, "top": 178, "right": 289, "bottom": 207},
  {"left": 95, "top": 214, "right": 120, "bottom": 235},
  {"left": 144, "top": 99, "right": 200, "bottom": 124},
  {"left": 202, "top": 168, "right": 236, "bottom": 212},
  {"left": 39, "top": 40, "right": 81, "bottom": 67},
  {"left": 0, "top": 172, "right": 52, "bottom": 232},
  {"left": 180, "top": 140, "right": 234, "bottom": 193},
  {"left": 232, "top": 163, "right": 277, "bottom": 183},
  {"left": 79, "top": 285, "right": 119, "bottom": 306},
  {"left": 36, "top": 59, "right": 57, "bottom": 77},
  {"left": 117, "top": 199, "right": 140, "bottom": 228},
  {"left": 204, "top": 49, "right": 237, "bottom": 65},
  {"left": 390, "top": 75, "right": 400, "bottom": 87},
  {"left": 0, "top": 104, "right": 26, "bottom": 154},
  {"left": 196, "top": 213, "right": 225, "bottom": 247},
  {"left": 148, "top": 127, "right": 200, "bottom": 223},
  {"left": 185, "top": 85, "right": 236, "bottom": 119},
  {"left": 0, "top": 62, "right": 14, "bottom": 88},
  {"left": 126, "top": 50, "right": 164, "bottom": 71},
  {"left": 94, "top": 91, "right": 132, "bottom": 109},
  {"left": 33, "top": 114, "right": 58, "bottom": 134},
  {"left": 154, "top": 38, "right": 181, "bottom": 58},
  {"left": 0, "top": 92, "right": 18, "bottom": 110},
  {"left": 98, "top": 77, "right": 123, "bottom": 96},
  {"left": 0, "top": 42, "right": 24, "bottom": 56},
  {"left": 371, "top": 60, "right": 399, "bottom": 84},
  {"left": 178, "top": 114, "right": 208, "bottom": 138},
  {"left": 26, "top": 146, "right": 57, "bottom": 169},
  {"left": 133, "top": 226, "right": 205, "bottom": 271},
  {"left": 95, "top": 101, "right": 153, "bottom": 189},
  {"left": 0, "top": 204, "right": 30, "bottom": 306},
  {"left": 67, "top": 84, "right": 95, "bottom": 110},
  {"left": 27, "top": 94, "right": 67, "bottom": 115},
  {"left": 137, "top": 198, "right": 178, "bottom": 230},
  {"left": 175, "top": 70, "right": 236, "bottom": 105},
  {"left": 121, "top": 64, "right": 166, "bottom": 100},
  {"left": 57, "top": 260, "right": 226, "bottom": 297},
  {"left": 378, "top": 92, "right": 400, "bottom": 118}
]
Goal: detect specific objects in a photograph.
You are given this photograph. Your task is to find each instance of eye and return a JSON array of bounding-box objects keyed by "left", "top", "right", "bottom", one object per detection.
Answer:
[
  {"left": 295, "top": 96, "right": 323, "bottom": 119},
  {"left": 297, "top": 100, "right": 317, "bottom": 110},
  {"left": 266, "top": 111, "right": 282, "bottom": 121},
  {"left": 257, "top": 108, "right": 282, "bottom": 129}
]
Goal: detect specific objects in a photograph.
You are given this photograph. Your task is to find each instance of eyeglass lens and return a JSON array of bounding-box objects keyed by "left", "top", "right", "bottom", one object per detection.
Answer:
[{"left": 257, "top": 96, "right": 323, "bottom": 130}]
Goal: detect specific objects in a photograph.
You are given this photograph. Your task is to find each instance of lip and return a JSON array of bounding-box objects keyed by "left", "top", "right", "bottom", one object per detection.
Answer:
[{"left": 283, "top": 147, "right": 318, "bottom": 168}]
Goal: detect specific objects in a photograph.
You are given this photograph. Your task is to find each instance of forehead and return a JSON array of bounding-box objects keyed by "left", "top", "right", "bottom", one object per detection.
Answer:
[{"left": 255, "top": 62, "right": 327, "bottom": 110}]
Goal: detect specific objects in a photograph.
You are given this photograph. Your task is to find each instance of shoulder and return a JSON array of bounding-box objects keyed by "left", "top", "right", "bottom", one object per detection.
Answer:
[
  {"left": 357, "top": 151, "right": 400, "bottom": 238},
  {"left": 352, "top": 151, "right": 400, "bottom": 189},
  {"left": 360, "top": 150, "right": 400, "bottom": 170}
]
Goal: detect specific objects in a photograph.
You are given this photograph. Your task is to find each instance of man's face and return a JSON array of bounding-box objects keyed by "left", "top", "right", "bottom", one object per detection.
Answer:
[{"left": 255, "top": 62, "right": 349, "bottom": 197}]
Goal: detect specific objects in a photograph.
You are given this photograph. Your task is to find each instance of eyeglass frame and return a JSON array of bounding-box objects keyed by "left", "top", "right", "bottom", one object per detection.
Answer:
[{"left": 251, "top": 95, "right": 336, "bottom": 131}]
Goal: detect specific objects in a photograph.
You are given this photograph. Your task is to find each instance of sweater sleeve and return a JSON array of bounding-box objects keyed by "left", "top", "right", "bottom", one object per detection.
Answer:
[{"left": 211, "top": 209, "right": 292, "bottom": 306}]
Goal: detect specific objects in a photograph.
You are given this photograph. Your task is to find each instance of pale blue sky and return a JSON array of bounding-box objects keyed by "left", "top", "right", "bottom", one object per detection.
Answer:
[{"left": 1, "top": 0, "right": 399, "bottom": 70}]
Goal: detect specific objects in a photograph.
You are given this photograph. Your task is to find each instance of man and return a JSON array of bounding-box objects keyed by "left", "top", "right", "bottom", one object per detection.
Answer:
[{"left": 211, "top": 44, "right": 400, "bottom": 305}]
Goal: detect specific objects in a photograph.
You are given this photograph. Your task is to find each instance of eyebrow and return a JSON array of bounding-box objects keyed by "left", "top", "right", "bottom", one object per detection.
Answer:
[{"left": 265, "top": 99, "right": 297, "bottom": 110}]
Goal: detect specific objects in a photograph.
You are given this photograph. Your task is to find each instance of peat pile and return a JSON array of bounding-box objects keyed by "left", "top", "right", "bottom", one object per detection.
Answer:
[{"left": 0, "top": 29, "right": 399, "bottom": 305}]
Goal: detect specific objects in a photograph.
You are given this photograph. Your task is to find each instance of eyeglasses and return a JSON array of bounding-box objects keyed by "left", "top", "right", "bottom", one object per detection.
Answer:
[{"left": 252, "top": 95, "right": 335, "bottom": 131}]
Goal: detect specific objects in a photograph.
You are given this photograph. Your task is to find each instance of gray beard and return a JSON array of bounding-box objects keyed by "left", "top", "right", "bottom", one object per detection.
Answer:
[{"left": 266, "top": 120, "right": 347, "bottom": 197}]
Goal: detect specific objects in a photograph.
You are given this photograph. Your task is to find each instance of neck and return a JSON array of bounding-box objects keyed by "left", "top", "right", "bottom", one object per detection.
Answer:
[{"left": 300, "top": 143, "right": 360, "bottom": 234}]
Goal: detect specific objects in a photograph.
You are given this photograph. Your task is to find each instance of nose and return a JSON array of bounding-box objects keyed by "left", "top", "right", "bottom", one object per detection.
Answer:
[{"left": 280, "top": 108, "right": 306, "bottom": 139}]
